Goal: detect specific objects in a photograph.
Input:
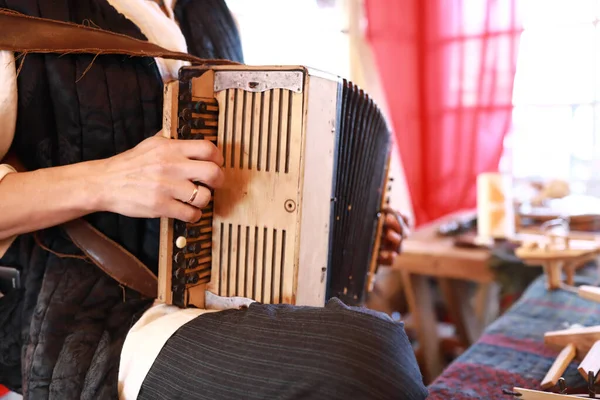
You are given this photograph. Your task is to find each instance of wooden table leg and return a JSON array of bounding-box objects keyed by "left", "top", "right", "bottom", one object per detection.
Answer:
[
  {"left": 545, "top": 260, "right": 564, "bottom": 290},
  {"left": 565, "top": 263, "right": 575, "bottom": 286},
  {"left": 474, "top": 281, "right": 500, "bottom": 329},
  {"left": 438, "top": 279, "right": 483, "bottom": 347},
  {"left": 401, "top": 270, "right": 442, "bottom": 383}
]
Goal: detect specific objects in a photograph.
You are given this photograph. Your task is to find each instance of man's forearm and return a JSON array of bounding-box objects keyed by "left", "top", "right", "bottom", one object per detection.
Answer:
[{"left": 0, "top": 161, "right": 101, "bottom": 240}]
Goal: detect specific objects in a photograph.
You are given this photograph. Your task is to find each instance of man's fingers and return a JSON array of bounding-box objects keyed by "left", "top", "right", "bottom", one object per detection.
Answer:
[
  {"left": 384, "top": 228, "right": 402, "bottom": 246},
  {"left": 378, "top": 250, "right": 398, "bottom": 266},
  {"left": 177, "top": 140, "right": 224, "bottom": 166},
  {"left": 383, "top": 212, "right": 411, "bottom": 238},
  {"left": 172, "top": 160, "right": 225, "bottom": 189},
  {"left": 384, "top": 213, "right": 401, "bottom": 233},
  {"left": 164, "top": 199, "right": 203, "bottom": 222}
]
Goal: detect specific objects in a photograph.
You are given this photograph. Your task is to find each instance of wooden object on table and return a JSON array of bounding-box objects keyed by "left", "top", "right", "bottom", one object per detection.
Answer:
[
  {"left": 577, "top": 340, "right": 600, "bottom": 381},
  {"left": 545, "top": 325, "right": 600, "bottom": 385},
  {"left": 579, "top": 286, "right": 600, "bottom": 303},
  {"left": 514, "top": 219, "right": 600, "bottom": 290},
  {"left": 517, "top": 325, "right": 600, "bottom": 398},
  {"left": 545, "top": 326, "right": 600, "bottom": 361},
  {"left": 540, "top": 343, "right": 576, "bottom": 390},
  {"left": 511, "top": 387, "right": 579, "bottom": 399},
  {"left": 393, "top": 210, "right": 495, "bottom": 383},
  {"left": 476, "top": 172, "right": 515, "bottom": 240}
]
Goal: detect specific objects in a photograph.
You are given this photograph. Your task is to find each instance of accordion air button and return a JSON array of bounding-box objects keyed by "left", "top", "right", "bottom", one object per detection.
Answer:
[{"left": 175, "top": 236, "right": 187, "bottom": 249}]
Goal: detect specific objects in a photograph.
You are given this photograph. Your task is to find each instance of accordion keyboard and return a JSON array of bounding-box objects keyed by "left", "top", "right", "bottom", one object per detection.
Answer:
[{"left": 170, "top": 94, "right": 220, "bottom": 307}]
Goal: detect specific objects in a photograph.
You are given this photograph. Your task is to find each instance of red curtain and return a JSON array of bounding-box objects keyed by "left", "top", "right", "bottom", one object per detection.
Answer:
[{"left": 364, "top": 0, "right": 523, "bottom": 227}]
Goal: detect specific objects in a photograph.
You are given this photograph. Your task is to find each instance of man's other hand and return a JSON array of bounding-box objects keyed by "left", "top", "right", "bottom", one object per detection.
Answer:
[{"left": 377, "top": 209, "right": 410, "bottom": 266}]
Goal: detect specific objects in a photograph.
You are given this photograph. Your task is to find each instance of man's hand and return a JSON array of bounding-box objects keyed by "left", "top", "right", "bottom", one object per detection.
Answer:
[
  {"left": 96, "top": 132, "right": 224, "bottom": 223},
  {"left": 377, "top": 209, "right": 410, "bottom": 266}
]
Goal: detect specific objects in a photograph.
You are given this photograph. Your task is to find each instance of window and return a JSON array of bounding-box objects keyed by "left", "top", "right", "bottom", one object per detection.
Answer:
[
  {"left": 507, "top": 0, "right": 600, "bottom": 196},
  {"left": 225, "top": 0, "right": 350, "bottom": 79}
]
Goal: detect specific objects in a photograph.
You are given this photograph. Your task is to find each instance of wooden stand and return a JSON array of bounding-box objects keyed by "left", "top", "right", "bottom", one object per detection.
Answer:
[
  {"left": 544, "top": 325, "right": 600, "bottom": 381},
  {"left": 506, "top": 326, "right": 600, "bottom": 398},
  {"left": 514, "top": 220, "right": 600, "bottom": 290}
]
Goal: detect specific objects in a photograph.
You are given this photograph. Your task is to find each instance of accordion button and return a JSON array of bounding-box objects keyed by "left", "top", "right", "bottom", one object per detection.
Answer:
[
  {"left": 174, "top": 251, "right": 185, "bottom": 268},
  {"left": 188, "top": 227, "right": 200, "bottom": 238},
  {"left": 187, "top": 274, "right": 199, "bottom": 284},
  {"left": 187, "top": 242, "right": 201, "bottom": 253},
  {"left": 180, "top": 108, "right": 192, "bottom": 121},
  {"left": 176, "top": 236, "right": 187, "bottom": 249},
  {"left": 187, "top": 258, "right": 197, "bottom": 269},
  {"left": 175, "top": 268, "right": 185, "bottom": 279},
  {"left": 179, "top": 125, "right": 191, "bottom": 139},
  {"left": 174, "top": 221, "right": 187, "bottom": 234},
  {"left": 194, "top": 101, "right": 207, "bottom": 113},
  {"left": 191, "top": 119, "right": 211, "bottom": 129}
]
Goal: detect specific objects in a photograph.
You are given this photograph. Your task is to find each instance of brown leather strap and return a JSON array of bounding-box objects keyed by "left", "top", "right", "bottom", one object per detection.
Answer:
[
  {"left": 64, "top": 220, "right": 157, "bottom": 299},
  {"left": 0, "top": 8, "right": 238, "bottom": 66},
  {"left": 3, "top": 151, "right": 158, "bottom": 299}
]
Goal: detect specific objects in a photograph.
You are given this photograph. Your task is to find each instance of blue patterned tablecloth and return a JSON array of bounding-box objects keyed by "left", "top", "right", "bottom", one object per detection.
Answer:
[{"left": 428, "top": 272, "right": 600, "bottom": 399}]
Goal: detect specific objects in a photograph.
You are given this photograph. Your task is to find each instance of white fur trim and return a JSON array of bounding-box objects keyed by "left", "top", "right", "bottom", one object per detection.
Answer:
[
  {"left": 0, "top": 51, "right": 18, "bottom": 258},
  {"left": 105, "top": 0, "right": 190, "bottom": 81},
  {"left": 0, "top": 51, "right": 17, "bottom": 161}
]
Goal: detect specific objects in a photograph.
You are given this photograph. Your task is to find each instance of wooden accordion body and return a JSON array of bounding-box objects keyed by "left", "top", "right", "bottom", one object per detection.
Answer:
[{"left": 158, "top": 65, "right": 392, "bottom": 309}]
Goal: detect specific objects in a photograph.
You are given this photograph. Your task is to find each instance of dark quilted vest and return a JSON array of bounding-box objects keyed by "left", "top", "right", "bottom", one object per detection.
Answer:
[{"left": 0, "top": 0, "right": 243, "bottom": 398}]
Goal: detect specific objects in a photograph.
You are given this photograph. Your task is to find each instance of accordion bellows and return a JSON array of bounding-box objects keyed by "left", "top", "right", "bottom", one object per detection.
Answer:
[{"left": 158, "top": 65, "right": 391, "bottom": 309}]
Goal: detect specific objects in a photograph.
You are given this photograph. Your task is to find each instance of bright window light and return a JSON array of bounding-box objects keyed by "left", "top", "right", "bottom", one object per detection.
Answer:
[
  {"left": 225, "top": 0, "right": 350, "bottom": 78},
  {"left": 508, "top": 0, "right": 600, "bottom": 196}
]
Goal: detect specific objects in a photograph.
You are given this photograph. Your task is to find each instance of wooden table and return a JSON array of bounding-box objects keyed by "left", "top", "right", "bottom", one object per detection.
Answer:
[{"left": 393, "top": 210, "right": 497, "bottom": 383}]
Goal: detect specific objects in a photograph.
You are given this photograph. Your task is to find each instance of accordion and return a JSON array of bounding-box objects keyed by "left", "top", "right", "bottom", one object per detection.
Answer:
[{"left": 158, "top": 65, "right": 392, "bottom": 309}]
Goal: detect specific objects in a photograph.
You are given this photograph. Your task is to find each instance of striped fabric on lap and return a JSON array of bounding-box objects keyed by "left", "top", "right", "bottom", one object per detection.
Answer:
[{"left": 138, "top": 298, "right": 428, "bottom": 400}]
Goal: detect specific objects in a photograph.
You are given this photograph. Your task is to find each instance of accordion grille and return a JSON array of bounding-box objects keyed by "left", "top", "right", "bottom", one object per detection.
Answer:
[
  {"left": 220, "top": 88, "right": 294, "bottom": 174},
  {"left": 215, "top": 224, "right": 288, "bottom": 303},
  {"left": 208, "top": 86, "right": 303, "bottom": 305},
  {"left": 327, "top": 80, "right": 391, "bottom": 306}
]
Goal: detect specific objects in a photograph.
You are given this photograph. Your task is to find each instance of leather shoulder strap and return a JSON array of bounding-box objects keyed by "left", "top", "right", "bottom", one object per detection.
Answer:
[
  {"left": 0, "top": 8, "right": 237, "bottom": 66},
  {"left": 64, "top": 219, "right": 158, "bottom": 299}
]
